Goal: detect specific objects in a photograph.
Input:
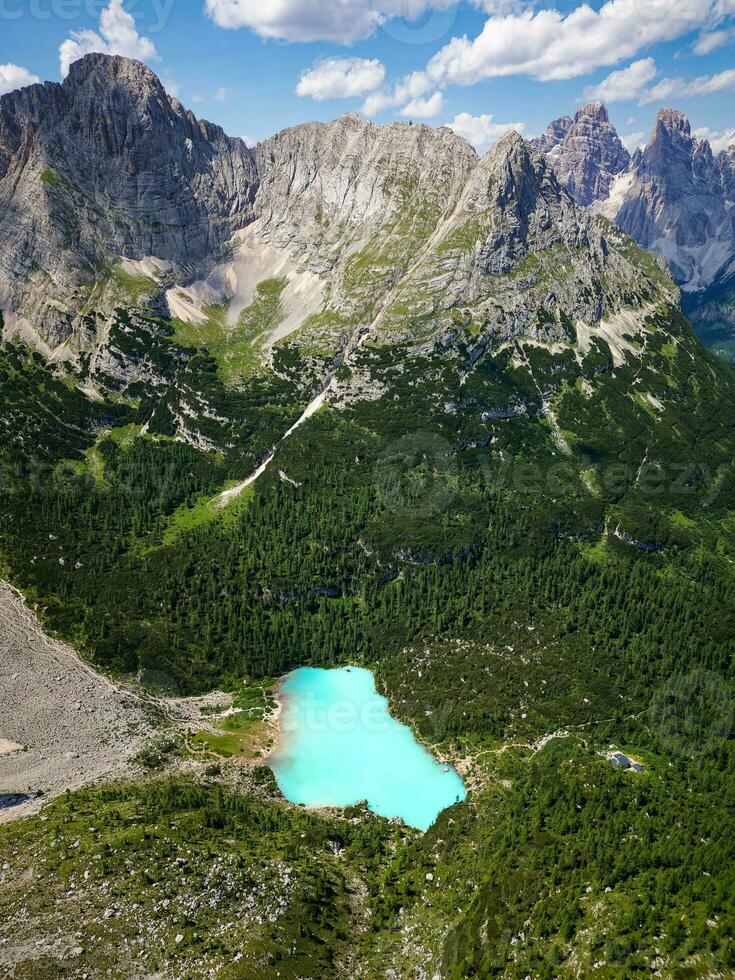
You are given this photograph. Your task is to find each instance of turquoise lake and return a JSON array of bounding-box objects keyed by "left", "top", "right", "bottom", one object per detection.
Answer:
[{"left": 269, "top": 666, "right": 466, "bottom": 831}]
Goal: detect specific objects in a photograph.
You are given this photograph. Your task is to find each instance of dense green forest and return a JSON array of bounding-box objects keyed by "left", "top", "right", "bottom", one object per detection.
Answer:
[{"left": 1, "top": 300, "right": 735, "bottom": 976}]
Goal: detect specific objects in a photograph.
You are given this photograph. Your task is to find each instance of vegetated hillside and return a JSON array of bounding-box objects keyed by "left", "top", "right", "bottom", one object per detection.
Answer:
[
  {"left": 1, "top": 293, "right": 735, "bottom": 974},
  {"left": 0, "top": 56, "right": 734, "bottom": 980}
]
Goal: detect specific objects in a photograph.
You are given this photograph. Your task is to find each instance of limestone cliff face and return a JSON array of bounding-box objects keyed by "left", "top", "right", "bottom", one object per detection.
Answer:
[
  {"left": 0, "top": 54, "right": 675, "bottom": 366},
  {"left": 719, "top": 146, "right": 735, "bottom": 202},
  {"left": 251, "top": 113, "right": 478, "bottom": 320},
  {"left": 0, "top": 54, "right": 258, "bottom": 344},
  {"left": 609, "top": 109, "right": 734, "bottom": 291},
  {"left": 254, "top": 113, "right": 477, "bottom": 262},
  {"left": 374, "top": 133, "right": 674, "bottom": 347},
  {"left": 532, "top": 103, "right": 630, "bottom": 207}
]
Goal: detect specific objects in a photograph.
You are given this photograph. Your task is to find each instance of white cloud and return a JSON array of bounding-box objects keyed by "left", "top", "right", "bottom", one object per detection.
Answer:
[
  {"left": 583, "top": 58, "right": 657, "bottom": 104},
  {"left": 205, "top": 0, "right": 453, "bottom": 44},
  {"left": 398, "top": 91, "right": 446, "bottom": 119},
  {"left": 361, "top": 90, "right": 396, "bottom": 116},
  {"left": 214, "top": 86, "right": 230, "bottom": 102},
  {"left": 425, "top": 0, "right": 714, "bottom": 87},
  {"left": 297, "top": 58, "right": 385, "bottom": 101},
  {"left": 0, "top": 64, "right": 40, "bottom": 96},
  {"left": 693, "top": 28, "right": 734, "bottom": 54},
  {"left": 446, "top": 112, "right": 525, "bottom": 153},
  {"left": 361, "top": 70, "right": 432, "bottom": 116},
  {"left": 620, "top": 131, "right": 645, "bottom": 153},
  {"left": 240, "top": 133, "right": 255, "bottom": 147},
  {"left": 59, "top": 0, "right": 159, "bottom": 78},
  {"left": 694, "top": 126, "right": 735, "bottom": 153},
  {"left": 640, "top": 68, "right": 735, "bottom": 104},
  {"left": 191, "top": 93, "right": 205, "bottom": 104}
]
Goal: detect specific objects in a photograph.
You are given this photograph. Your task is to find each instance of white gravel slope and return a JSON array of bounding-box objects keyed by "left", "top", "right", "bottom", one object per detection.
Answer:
[{"left": 0, "top": 582, "right": 152, "bottom": 823}]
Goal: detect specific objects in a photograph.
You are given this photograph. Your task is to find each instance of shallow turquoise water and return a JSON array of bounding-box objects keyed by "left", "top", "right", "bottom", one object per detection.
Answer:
[{"left": 269, "top": 666, "right": 466, "bottom": 831}]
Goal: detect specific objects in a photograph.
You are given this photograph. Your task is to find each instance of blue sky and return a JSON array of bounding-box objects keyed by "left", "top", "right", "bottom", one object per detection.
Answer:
[{"left": 0, "top": 0, "right": 734, "bottom": 153}]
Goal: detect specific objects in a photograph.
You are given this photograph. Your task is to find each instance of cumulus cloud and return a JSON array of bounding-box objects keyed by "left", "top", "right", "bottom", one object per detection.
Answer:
[
  {"left": 693, "top": 126, "right": 735, "bottom": 153},
  {"left": 361, "top": 70, "right": 432, "bottom": 116},
  {"left": 0, "top": 64, "right": 40, "bottom": 96},
  {"left": 639, "top": 68, "right": 735, "bottom": 104},
  {"left": 583, "top": 58, "right": 657, "bottom": 104},
  {"left": 297, "top": 58, "right": 385, "bottom": 101},
  {"left": 693, "top": 28, "right": 734, "bottom": 54},
  {"left": 59, "top": 0, "right": 159, "bottom": 78},
  {"left": 620, "top": 131, "right": 646, "bottom": 153},
  {"left": 398, "top": 91, "right": 446, "bottom": 118},
  {"left": 214, "top": 86, "right": 230, "bottom": 102},
  {"left": 424, "top": 0, "right": 713, "bottom": 87},
  {"left": 446, "top": 112, "right": 525, "bottom": 153},
  {"left": 205, "top": 0, "right": 454, "bottom": 44}
]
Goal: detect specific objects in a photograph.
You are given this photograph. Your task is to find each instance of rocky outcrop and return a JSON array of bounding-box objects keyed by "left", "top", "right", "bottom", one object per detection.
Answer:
[
  {"left": 532, "top": 102, "right": 630, "bottom": 207},
  {"left": 607, "top": 109, "right": 734, "bottom": 290},
  {"left": 532, "top": 115, "right": 572, "bottom": 155},
  {"left": 720, "top": 146, "right": 735, "bottom": 202},
  {"left": 0, "top": 54, "right": 676, "bottom": 367},
  {"left": 0, "top": 54, "right": 258, "bottom": 345},
  {"left": 371, "top": 133, "right": 676, "bottom": 347}
]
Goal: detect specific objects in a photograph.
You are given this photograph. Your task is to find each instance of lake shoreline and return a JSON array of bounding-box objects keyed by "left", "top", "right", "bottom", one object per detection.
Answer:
[{"left": 266, "top": 665, "right": 466, "bottom": 831}]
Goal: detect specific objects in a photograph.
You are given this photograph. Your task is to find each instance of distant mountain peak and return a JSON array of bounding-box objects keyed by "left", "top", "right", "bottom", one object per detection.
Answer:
[
  {"left": 533, "top": 114, "right": 573, "bottom": 155},
  {"left": 654, "top": 106, "right": 691, "bottom": 137},
  {"left": 531, "top": 99, "right": 629, "bottom": 207},
  {"left": 719, "top": 145, "right": 735, "bottom": 201},
  {"left": 576, "top": 101, "right": 610, "bottom": 124}
]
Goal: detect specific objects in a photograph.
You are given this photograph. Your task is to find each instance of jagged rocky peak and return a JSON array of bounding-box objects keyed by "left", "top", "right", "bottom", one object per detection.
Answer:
[
  {"left": 0, "top": 53, "right": 258, "bottom": 346},
  {"left": 634, "top": 107, "right": 722, "bottom": 194},
  {"left": 478, "top": 131, "right": 575, "bottom": 222},
  {"left": 374, "top": 129, "right": 676, "bottom": 350},
  {"left": 533, "top": 101, "right": 630, "bottom": 207},
  {"left": 579, "top": 101, "right": 609, "bottom": 122},
  {"left": 454, "top": 131, "right": 600, "bottom": 280},
  {"left": 638, "top": 108, "right": 702, "bottom": 181},
  {"left": 636, "top": 107, "right": 726, "bottom": 207},
  {"left": 253, "top": 110, "right": 478, "bottom": 270},
  {"left": 720, "top": 146, "right": 735, "bottom": 201},
  {"left": 609, "top": 107, "right": 733, "bottom": 290},
  {"left": 533, "top": 114, "right": 573, "bottom": 154}
]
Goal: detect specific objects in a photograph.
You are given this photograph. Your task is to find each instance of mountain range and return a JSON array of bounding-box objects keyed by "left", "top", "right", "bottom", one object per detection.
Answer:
[
  {"left": 533, "top": 101, "right": 735, "bottom": 360},
  {"left": 1, "top": 55, "right": 733, "bottom": 374}
]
